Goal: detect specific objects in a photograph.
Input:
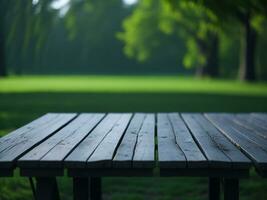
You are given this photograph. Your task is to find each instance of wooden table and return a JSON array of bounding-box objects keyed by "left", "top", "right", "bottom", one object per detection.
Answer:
[{"left": 0, "top": 113, "right": 267, "bottom": 200}]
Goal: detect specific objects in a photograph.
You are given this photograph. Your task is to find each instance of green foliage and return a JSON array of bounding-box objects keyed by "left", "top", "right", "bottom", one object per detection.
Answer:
[
  {"left": 183, "top": 38, "right": 205, "bottom": 69},
  {"left": 118, "top": 0, "right": 167, "bottom": 62},
  {"left": 1, "top": 0, "right": 267, "bottom": 79},
  {"left": 119, "top": 0, "right": 220, "bottom": 71}
]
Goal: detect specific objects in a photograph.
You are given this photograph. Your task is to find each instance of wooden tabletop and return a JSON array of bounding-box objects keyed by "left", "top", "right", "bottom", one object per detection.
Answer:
[{"left": 0, "top": 113, "right": 266, "bottom": 178}]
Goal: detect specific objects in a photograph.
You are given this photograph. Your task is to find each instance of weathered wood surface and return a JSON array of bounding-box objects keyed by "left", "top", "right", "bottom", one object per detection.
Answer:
[
  {"left": 87, "top": 113, "right": 132, "bottom": 168},
  {"left": 18, "top": 114, "right": 105, "bottom": 168},
  {"left": 132, "top": 114, "right": 155, "bottom": 168},
  {"left": 157, "top": 113, "right": 186, "bottom": 168},
  {"left": 64, "top": 113, "right": 123, "bottom": 168},
  {"left": 168, "top": 113, "right": 207, "bottom": 168},
  {"left": 182, "top": 114, "right": 250, "bottom": 169},
  {"left": 205, "top": 113, "right": 267, "bottom": 173},
  {"left": 234, "top": 114, "right": 267, "bottom": 139},
  {"left": 0, "top": 113, "right": 76, "bottom": 168},
  {"left": 113, "top": 113, "right": 146, "bottom": 168},
  {"left": 2, "top": 112, "right": 267, "bottom": 178}
]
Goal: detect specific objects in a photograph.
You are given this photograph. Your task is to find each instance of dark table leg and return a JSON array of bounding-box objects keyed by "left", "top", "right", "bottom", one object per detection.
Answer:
[
  {"left": 209, "top": 177, "right": 221, "bottom": 200},
  {"left": 73, "top": 177, "right": 102, "bottom": 200},
  {"left": 29, "top": 177, "right": 37, "bottom": 200},
  {"left": 73, "top": 177, "right": 89, "bottom": 200},
  {"left": 35, "top": 177, "right": 60, "bottom": 200},
  {"left": 224, "top": 178, "right": 239, "bottom": 200},
  {"left": 90, "top": 177, "right": 102, "bottom": 200}
]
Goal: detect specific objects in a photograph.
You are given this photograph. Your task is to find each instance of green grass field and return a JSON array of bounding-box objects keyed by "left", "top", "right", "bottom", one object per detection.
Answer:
[
  {"left": 1, "top": 76, "right": 267, "bottom": 95},
  {"left": 0, "top": 76, "right": 267, "bottom": 200}
]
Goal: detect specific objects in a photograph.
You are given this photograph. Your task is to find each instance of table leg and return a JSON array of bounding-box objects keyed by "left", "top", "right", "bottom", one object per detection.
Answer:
[
  {"left": 29, "top": 177, "right": 37, "bottom": 200},
  {"left": 73, "top": 177, "right": 102, "bottom": 200},
  {"left": 224, "top": 178, "right": 239, "bottom": 200},
  {"left": 90, "top": 177, "right": 102, "bottom": 200},
  {"left": 209, "top": 177, "right": 220, "bottom": 200},
  {"left": 35, "top": 177, "right": 60, "bottom": 200},
  {"left": 73, "top": 177, "right": 89, "bottom": 200}
]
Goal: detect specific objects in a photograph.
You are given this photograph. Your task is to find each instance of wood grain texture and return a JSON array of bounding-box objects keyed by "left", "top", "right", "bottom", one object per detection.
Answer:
[
  {"left": 168, "top": 113, "right": 207, "bottom": 168},
  {"left": 64, "top": 113, "right": 123, "bottom": 168},
  {"left": 18, "top": 113, "right": 105, "bottom": 168},
  {"left": 195, "top": 114, "right": 251, "bottom": 169},
  {"left": 0, "top": 113, "right": 76, "bottom": 168},
  {"left": 157, "top": 113, "right": 186, "bottom": 168},
  {"left": 251, "top": 113, "right": 267, "bottom": 123},
  {"left": 182, "top": 114, "right": 247, "bottom": 168},
  {"left": 0, "top": 113, "right": 59, "bottom": 153},
  {"left": 1, "top": 112, "right": 262, "bottom": 177},
  {"left": 132, "top": 114, "right": 155, "bottom": 168},
  {"left": 220, "top": 114, "right": 267, "bottom": 150},
  {"left": 206, "top": 113, "right": 267, "bottom": 171},
  {"left": 234, "top": 114, "right": 267, "bottom": 139},
  {"left": 87, "top": 113, "right": 132, "bottom": 168},
  {"left": 112, "top": 113, "right": 146, "bottom": 168}
]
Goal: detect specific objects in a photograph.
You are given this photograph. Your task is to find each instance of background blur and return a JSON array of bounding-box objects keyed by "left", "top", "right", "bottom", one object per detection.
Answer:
[
  {"left": 0, "top": 0, "right": 267, "bottom": 199},
  {"left": 1, "top": 0, "right": 267, "bottom": 79}
]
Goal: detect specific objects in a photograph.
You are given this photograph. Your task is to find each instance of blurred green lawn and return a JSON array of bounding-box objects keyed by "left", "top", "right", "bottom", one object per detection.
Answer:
[
  {"left": 1, "top": 76, "right": 267, "bottom": 95},
  {"left": 0, "top": 76, "right": 267, "bottom": 200}
]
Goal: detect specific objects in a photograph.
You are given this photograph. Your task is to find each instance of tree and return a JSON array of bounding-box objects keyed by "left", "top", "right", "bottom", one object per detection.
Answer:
[
  {"left": 162, "top": 1, "right": 220, "bottom": 76},
  {"left": 0, "top": 0, "right": 56, "bottom": 76},
  {"left": 118, "top": 0, "right": 221, "bottom": 77},
  {"left": 0, "top": 0, "right": 11, "bottom": 76},
  {"left": 188, "top": 0, "right": 267, "bottom": 81}
]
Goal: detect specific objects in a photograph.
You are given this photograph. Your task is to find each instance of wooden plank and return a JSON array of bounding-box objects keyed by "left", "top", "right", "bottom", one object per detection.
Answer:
[
  {"left": 220, "top": 114, "right": 267, "bottom": 150},
  {"left": 224, "top": 179, "right": 239, "bottom": 200},
  {"left": 132, "top": 114, "right": 155, "bottom": 168},
  {"left": 0, "top": 168, "right": 13, "bottom": 177},
  {"left": 0, "top": 113, "right": 60, "bottom": 153},
  {"left": 249, "top": 113, "right": 267, "bottom": 129},
  {"left": 238, "top": 113, "right": 267, "bottom": 129},
  {"left": 157, "top": 113, "right": 186, "bottom": 168},
  {"left": 209, "top": 178, "right": 220, "bottom": 200},
  {"left": 20, "top": 168, "right": 64, "bottom": 177},
  {"left": 0, "top": 113, "right": 76, "bottom": 168},
  {"left": 182, "top": 114, "right": 232, "bottom": 168},
  {"left": 234, "top": 114, "right": 267, "bottom": 139},
  {"left": 35, "top": 177, "right": 60, "bottom": 200},
  {"left": 112, "top": 113, "right": 146, "bottom": 168},
  {"left": 192, "top": 114, "right": 251, "bottom": 168},
  {"left": 73, "top": 178, "right": 89, "bottom": 200},
  {"left": 73, "top": 177, "right": 103, "bottom": 200},
  {"left": 89, "top": 177, "right": 102, "bottom": 200},
  {"left": 206, "top": 113, "right": 267, "bottom": 171},
  {"left": 160, "top": 168, "right": 249, "bottom": 178},
  {"left": 87, "top": 113, "right": 132, "bottom": 168},
  {"left": 168, "top": 113, "right": 207, "bottom": 168},
  {"left": 68, "top": 168, "right": 154, "bottom": 177},
  {"left": 251, "top": 113, "right": 267, "bottom": 124},
  {"left": 64, "top": 113, "right": 123, "bottom": 168},
  {"left": 18, "top": 114, "right": 105, "bottom": 168}
]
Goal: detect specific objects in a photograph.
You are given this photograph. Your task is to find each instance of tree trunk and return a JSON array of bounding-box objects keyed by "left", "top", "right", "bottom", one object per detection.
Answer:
[
  {"left": 196, "top": 33, "right": 219, "bottom": 77},
  {"left": 239, "top": 12, "right": 256, "bottom": 81},
  {"left": 205, "top": 33, "right": 219, "bottom": 77},
  {"left": 195, "top": 64, "right": 205, "bottom": 77},
  {"left": 0, "top": 18, "right": 7, "bottom": 77}
]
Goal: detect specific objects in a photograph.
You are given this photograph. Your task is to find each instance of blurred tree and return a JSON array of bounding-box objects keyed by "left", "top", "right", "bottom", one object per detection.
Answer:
[
  {"left": 0, "top": 0, "right": 10, "bottom": 76},
  {"left": 55, "top": 0, "right": 183, "bottom": 75},
  {"left": 0, "top": 0, "right": 55, "bottom": 76},
  {"left": 161, "top": 1, "right": 220, "bottom": 76},
  {"left": 188, "top": 0, "right": 267, "bottom": 81},
  {"left": 118, "top": 0, "right": 220, "bottom": 77}
]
